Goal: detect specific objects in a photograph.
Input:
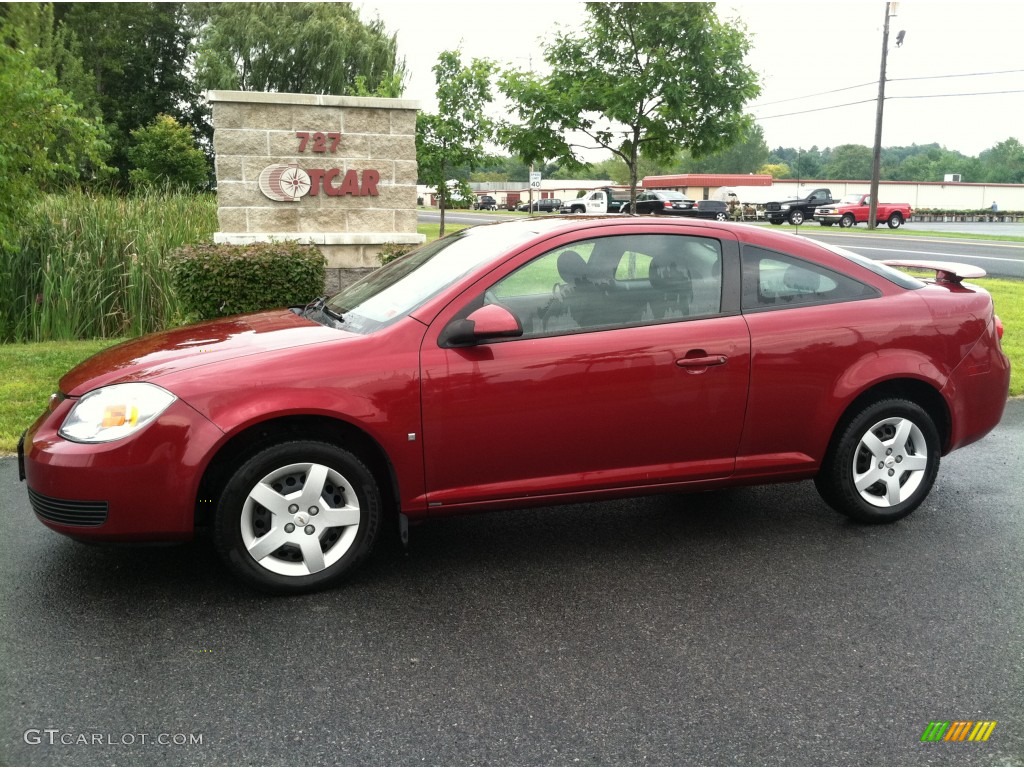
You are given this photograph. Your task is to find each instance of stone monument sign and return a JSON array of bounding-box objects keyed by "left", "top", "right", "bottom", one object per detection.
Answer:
[{"left": 208, "top": 90, "right": 424, "bottom": 291}]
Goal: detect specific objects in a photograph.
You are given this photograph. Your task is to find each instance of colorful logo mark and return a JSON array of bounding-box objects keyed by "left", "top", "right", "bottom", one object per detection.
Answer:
[{"left": 921, "top": 721, "right": 997, "bottom": 742}]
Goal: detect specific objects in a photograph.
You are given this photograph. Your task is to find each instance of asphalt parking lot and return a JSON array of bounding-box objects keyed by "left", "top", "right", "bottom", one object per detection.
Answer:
[{"left": 2, "top": 400, "right": 1022, "bottom": 766}]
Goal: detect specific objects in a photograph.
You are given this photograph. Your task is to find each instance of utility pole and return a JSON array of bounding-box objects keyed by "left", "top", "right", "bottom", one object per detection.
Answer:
[{"left": 869, "top": 2, "right": 894, "bottom": 229}]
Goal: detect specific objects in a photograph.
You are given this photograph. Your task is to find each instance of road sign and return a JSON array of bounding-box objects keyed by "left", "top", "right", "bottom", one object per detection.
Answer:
[{"left": 529, "top": 172, "right": 542, "bottom": 189}]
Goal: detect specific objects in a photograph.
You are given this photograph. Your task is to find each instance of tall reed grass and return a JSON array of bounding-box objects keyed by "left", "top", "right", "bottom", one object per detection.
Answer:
[{"left": 0, "top": 189, "right": 217, "bottom": 342}]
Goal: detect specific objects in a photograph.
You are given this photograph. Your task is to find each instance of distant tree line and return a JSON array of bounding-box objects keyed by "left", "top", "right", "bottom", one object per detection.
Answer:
[{"left": 449, "top": 130, "right": 1023, "bottom": 187}]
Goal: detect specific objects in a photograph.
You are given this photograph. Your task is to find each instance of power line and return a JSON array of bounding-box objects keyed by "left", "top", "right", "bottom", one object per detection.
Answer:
[
  {"left": 749, "top": 81, "right": 875, "bottom": 109},
  {"left": 750, "top": 68, "right": 1024, "bottom": 111},
  {"left": 754, "top": 99, "right": 878, "bottom": 120},
  {"left": 889, "top": 89, "right": 1024, "bottom": 99},
  {"left": 889, "top": 67, "right": 1024, "bottom": 82},
  {"left": 754, "top": 89, "right": 1024, "bottom": 120}
]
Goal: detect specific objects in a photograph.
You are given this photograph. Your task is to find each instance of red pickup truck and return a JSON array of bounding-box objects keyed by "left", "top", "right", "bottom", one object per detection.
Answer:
[{"left": 813, "top": 194, "right": 912, "bottom": 229}]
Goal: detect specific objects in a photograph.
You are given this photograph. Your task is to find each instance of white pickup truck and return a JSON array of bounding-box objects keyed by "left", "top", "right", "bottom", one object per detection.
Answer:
[{"left": 559, "top": 187, "right": 630, "bottom": 214}]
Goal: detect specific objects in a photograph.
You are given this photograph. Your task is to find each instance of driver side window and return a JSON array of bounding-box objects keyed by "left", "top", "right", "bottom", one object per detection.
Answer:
[{"left": 485, "top": 234, "right": 723, "bottom": 339}]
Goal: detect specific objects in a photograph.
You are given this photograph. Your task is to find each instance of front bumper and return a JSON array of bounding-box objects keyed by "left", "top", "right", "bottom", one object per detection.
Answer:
[
  {"left": 21, "top": 396, "right": 225, "bottom": 542},
  {"left": 814, "top": 214, "right": 843, "bottom": 224}
]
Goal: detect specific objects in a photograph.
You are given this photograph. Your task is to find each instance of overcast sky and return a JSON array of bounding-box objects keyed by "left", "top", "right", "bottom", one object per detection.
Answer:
[{"left": 358, "top": 0, "right": 1024, "bottom": 160}]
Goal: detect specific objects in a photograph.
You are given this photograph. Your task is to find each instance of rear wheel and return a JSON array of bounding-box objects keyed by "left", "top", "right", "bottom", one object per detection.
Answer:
[
  {"left": 769, "top": 219, "right": 784, "bottom": 225},
  {"left": 213, "top": 440, "right": 382, "bottom": 593},
  {"left": 840, "top": 213, "right": 855, "bottom": 228},
  {"left": 715, "top": 211, "right": 728, "bottom": 221},
  {"left": 815, "top": 399, "right": 940, "bottom": 524},
  {"left": 887, "top": 212, "right": 904, "bottom": 229}
]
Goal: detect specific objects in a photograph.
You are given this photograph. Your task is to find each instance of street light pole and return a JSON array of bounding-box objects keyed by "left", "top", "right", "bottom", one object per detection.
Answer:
[{"left": 869, "top": 2, "right": 893, "bottom": 229}]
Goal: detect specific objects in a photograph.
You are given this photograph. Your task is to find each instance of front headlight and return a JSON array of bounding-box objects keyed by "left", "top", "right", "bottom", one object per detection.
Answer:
[
  {"left": 59, "top": 383, "right": 177, "bottom": 443},
  {"left": 780, "top": 204, "right": 791, "bottom": 210}
]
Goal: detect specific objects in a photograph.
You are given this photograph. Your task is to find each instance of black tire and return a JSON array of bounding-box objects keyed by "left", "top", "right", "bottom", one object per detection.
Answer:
[
  {"left": 887, "top": 212, "right": 903, "bottom": 229},
  {"left": 840, "top": 213, "right": 855, "bottom": 228},
  {"left": 815, "top": 398, "right": 940, "bottom": 524},
  {"left": 769, "top": 219, "right": 784, "bottom": 225},
  {"left": 820, "top": 221, "right": 834, "bottom": 227},
  {"left": 788, "top": 210, "right": 805, "bottom": 225},
  {"left": 715, "top": 212, "right": 728, "bottom": 221},
  {"left": 213, "top": 440, "right": 382, "bottom": 594}
]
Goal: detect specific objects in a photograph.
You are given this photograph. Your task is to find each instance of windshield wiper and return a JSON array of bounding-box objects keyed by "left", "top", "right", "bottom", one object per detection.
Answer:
[{"left": 302, "top": 296, "right": 344, "bottom": 324}]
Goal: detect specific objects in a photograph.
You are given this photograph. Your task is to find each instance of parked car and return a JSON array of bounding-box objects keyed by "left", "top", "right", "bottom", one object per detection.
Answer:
[
  {"left": 694, "top": 200, "right": 730, "bottom": 221},
  {"left": 765, "top": 187, "right": 835, "bottom": 225},
  {"left": 559, "top": 187, "right": 630, "bottom": 214},
  {"left": 472, "top": 195, "right": 497, "bottom": 211},
  {"left": 528, "top": 198, "right": 562, "bottom": 213},
  {"left": 622, "top": 190, "right": 697, "bottom": 215},
  {"left": 21, "top": 218, "right": 1010, "bottom": 594}
]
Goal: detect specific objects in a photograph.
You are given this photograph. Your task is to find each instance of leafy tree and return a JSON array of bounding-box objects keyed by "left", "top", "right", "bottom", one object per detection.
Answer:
[
  {"left": 682, "top": 123, "right": 769, "bottom": 174},
  {"left": 758, "top": 163, "right": 792, "bottom": 179},
  {"left": 824, "top": 144, "right": 873, "bottom": 180},
  {"left": 54, "top": 3, "right": 203, "bottom": 184},
  {"left": 128, "top": 115, "right": 210, "bottom": 191},
  {"left": 499, "top": 2, "right": 759, "bottom": 207},
  {"left": 979, "top": 138, "right": 1024, "bottom": 184},
  {"left": 0, "top": 11, "right": 109, "bottom": 251},
  {"left": 417, "top": 50, "right": 496, "bottom": 236},
  {"left": 195, "top": 3, "right": 406, "bottom": 97}
]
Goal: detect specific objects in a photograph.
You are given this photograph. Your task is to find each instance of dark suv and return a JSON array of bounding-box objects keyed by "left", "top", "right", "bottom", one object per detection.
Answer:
[
  {"left": 473, "top": 195, "right": 497, "bottom": 211},
  {"left": 530, "top": 198, "right": 562, "bottom": 213}
]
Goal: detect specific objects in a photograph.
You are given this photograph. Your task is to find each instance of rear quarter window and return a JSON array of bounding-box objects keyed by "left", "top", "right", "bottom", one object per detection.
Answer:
[{"left": 742, "top": 245, "right": 879, "bottom": 311}]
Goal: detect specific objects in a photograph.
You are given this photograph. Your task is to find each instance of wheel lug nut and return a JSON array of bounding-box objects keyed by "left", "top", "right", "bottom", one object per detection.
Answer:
[
  {"left": 288, "top": 504, "right": 299, "bottom": 513},
  {"left": 309, "top": 506, "right": 319, "bottom": 515},
  {"left": 304, "top": 525, "right": 316, "bottom": 535},
  {"left": 284, "top": 523, "right": 295, "bottom": 533},
  {"left": 878, "top": 462, "right": 885, "bottom": 469},
  {"left": 896, "top": 456, "right": 903, "bottom": 463},
  {"left": 888, "top": 469, "right": 895, "bottom": 476},
  {"left": 885, "top": 449, "right": 892, "bottom": 456}
]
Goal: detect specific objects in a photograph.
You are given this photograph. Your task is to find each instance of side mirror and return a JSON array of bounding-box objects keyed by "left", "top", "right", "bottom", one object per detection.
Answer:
[{"left": 443, "top": 304, "right": 523, "bottom": 346}]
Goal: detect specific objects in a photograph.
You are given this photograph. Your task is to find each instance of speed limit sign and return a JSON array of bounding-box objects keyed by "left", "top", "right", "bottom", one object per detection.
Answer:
[{"left": 529, "top": 171, "right": 542, "bottom": 189}]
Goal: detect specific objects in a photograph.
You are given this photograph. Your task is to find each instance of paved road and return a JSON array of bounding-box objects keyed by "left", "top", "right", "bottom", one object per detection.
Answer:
[
  {"left": 2, "top": 401, "right": 1022, "bottom": 766},
  {"left": 420, "top": 211, "right": 1024, "bottom": 279}
]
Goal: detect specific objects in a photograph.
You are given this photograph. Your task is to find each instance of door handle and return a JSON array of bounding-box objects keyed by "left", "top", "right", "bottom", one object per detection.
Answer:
[{"left": 676, "top": 354, "right": 727, "bottom": 369}]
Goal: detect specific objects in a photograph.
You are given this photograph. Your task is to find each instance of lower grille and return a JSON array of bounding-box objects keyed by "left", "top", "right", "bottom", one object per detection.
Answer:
[{"left": 28, "top": 488, "right": 108, "bottom": 527}]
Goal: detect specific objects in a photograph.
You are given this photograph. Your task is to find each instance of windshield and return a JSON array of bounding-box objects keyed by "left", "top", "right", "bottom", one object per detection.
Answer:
[
  {"left": 838, "top": 194, "right": 864, "bottom": 205},
  {"left": 658, "top": 191, "right": 689, "bottom": 201},
  {"left": 817, "top": 241, "right": 925, "bottom": 289},
  {"left": 324, "top": 225, "right": 538, "bottom": 333}
]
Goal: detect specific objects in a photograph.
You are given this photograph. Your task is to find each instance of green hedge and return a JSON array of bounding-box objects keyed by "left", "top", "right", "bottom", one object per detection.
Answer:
[{"left": 169, "top": 242, "right": 325, "bottom": 321}]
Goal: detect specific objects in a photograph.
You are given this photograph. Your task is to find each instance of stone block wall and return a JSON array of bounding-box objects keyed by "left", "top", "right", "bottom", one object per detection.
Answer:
[{"left": 209, "top": 91, "right": 424, "bottom": 290}]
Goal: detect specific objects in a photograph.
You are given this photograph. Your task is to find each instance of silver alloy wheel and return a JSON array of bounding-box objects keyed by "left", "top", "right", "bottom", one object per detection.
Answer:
[
  {"left": 851, "top": 416, "right": 929, "bottom": 507},
  {"left": 240, "top": 461, "right": 361, "bottom": 576}
]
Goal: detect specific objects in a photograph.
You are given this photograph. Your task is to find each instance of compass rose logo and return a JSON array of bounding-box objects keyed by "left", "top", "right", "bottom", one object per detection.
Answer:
[{"left": 258, "top": 164, "right": 312, "bottom": 202}]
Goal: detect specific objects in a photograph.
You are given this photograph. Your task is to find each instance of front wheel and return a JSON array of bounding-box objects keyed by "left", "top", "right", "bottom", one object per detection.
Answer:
[
  {"left": 788, "top": 210, "right": 804, "bottom": 225},
  {"left": 887, "top": 212, "right": 904, "bottom": 229},
  {"left": 213, "top": 440, "right": 382, "bottom": 593},
  {"left": 815, "top": 399, "right": 940, "bottom": 524},
  {"left": 840, "top": 213, "right": 855, "bottom": 228}
]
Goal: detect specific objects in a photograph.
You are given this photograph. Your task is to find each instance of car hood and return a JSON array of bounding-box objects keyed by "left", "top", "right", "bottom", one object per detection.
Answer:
[{"left": 59, "top": 310, "right": 350, "bottom": 396}]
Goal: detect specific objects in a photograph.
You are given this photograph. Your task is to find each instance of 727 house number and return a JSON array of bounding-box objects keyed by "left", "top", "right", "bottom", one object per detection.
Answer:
[{"left": 296, "top": 132, "right": 341, "bottom": 153}]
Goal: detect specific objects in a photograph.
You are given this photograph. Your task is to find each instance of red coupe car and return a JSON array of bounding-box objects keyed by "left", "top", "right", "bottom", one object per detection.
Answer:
[{"left": 20, "top": 218, "right": 1010, "bottom": 593}]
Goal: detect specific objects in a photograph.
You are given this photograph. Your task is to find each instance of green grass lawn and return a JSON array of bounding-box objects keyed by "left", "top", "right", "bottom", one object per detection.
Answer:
[{"left": 758, "top": 221, "right": 1024, "bottom": 243}]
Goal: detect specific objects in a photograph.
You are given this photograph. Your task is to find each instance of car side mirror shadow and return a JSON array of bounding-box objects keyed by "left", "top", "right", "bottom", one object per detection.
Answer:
[{"left": 442, "top": 304, "right": 523, "bottom": 346}]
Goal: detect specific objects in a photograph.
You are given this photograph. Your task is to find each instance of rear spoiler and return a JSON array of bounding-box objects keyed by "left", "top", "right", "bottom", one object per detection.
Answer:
[{"left": 882, "top": 259, "right": 986, "bottom": 284}]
